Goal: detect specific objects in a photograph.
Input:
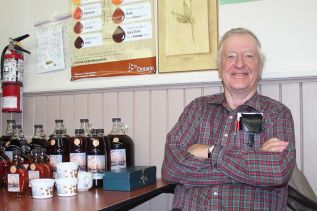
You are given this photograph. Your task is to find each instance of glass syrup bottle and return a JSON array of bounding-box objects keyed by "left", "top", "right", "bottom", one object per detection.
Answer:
[
  {"left": 48, "top": 119, "right": 70, "bottom": 155},
  {"left": 0, "top": 120, "right": 16, "bottom": 148},
  {"left": 27, "top": 148, "right": 46, "bottom": 191},
  {"left": 38, "top": 148, "right": 53, "bottom": 178},
  {"left": 48, "top": 129, "right": 69, "bottom": 178},
  {"left": 100, "top": 129, "right": 111, "bottom": 171},
  {"left": 69, "top": 129, "right": 87, "bottom": 171},
  {"left": 5, "top": 125, "right": 32, "bottom": 169},
  {"left": 0, "top": 141, "right": 11, "bottom": 189},
  {"left": 108, "top": 118, "right": 134, "bottom": 170},
  {"left": 7, "top": 149, "right": 28, "bottom": 197},
  {"left": 79, "top": 119, "right": 92, "bottom": 136},
  {"left": 86, "top": 129, "right": 106, "bottom": 188},
  {"left": 29, "top": 125, "right": 49, "bottom": 150}
]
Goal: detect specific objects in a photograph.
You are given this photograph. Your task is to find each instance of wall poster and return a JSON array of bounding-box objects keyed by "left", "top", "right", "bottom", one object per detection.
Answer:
[
  {"left": 70, "top": 0, "right": 156, "bottom": 80},
  {"left": 158, "top": 0, "right": 218, "bottom": 73}
]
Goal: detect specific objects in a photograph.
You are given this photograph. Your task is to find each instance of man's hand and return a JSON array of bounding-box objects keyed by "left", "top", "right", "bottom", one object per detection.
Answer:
[
  {"left": 260, "top": 138, "right": 289, "bottom": 152},
  {"left": 187, "top": 144, "right": 210, "bottom": 159}
]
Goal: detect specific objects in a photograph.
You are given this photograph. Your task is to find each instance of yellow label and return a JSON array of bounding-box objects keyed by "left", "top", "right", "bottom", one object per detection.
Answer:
[
  {"left": 51, "top": 139, "right": 56, "bottom": 146},
  {"left": 73, "top": 0, "right": 80, "bottom": 5},
  {"left": 74, "top": 138, "right": 81, "bottom": 146},
  {"left": 92, "top": 138, "right": 99, "bottom": 147},
  {"left": 30, "top": 164, "right": 37, "bottom": 170},
  {"left": 10, "top": 166, "right": 17, "bottom": 173}
]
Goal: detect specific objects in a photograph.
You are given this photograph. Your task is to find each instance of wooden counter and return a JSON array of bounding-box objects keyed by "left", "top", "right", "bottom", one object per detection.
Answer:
[{"left": 0, "top": 179, "right": 175, "bottom": 211}]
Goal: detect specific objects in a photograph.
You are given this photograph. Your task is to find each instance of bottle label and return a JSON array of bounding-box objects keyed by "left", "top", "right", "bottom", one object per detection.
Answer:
[
  {"left": 49, "top": 154, "right": 63, "bottom": 171},
  {"left": 7, "top": 173, "right": 20, "bottom": 192},
  {"left": 70, "top": 152, "right": 86, "bottom": 171},
  {"left": 50, "top": 139, "right": 56, "bottom": 146},
  {"left": 28, "top": 170, "right": 40, "bottom": 187},
  {"left": 10, "top": 166, "right": 17, "bottom": 173},
  {"left": 92, "top": 138, "right": 99, "bottom": 147},
  {"left": 87, "top": 155, "right": 105, "bottom": 179},
  {"left": 110, "top": 149, "right": 126, "bottom": 170},
  {"left": 74, "top": 138, "right": 81, "bottom": 146}
]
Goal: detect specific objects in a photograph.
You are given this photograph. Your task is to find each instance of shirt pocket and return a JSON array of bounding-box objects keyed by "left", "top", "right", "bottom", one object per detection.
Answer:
[{"left": 233, "top": 130, "right": 262, "bottom": 150}]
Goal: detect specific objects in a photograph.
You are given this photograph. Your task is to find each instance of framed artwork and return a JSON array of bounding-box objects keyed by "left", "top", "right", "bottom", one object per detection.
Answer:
[{"left": 158, "top": 0, "right": 218, "bottom": 73}]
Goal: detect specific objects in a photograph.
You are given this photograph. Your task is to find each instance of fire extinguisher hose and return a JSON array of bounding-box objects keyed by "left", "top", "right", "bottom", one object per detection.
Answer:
[{"left": 1, "top": 45, "right": 9, "bottom": 80}]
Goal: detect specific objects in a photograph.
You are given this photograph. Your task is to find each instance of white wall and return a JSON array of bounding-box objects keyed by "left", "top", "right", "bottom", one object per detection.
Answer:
[{"left": 1, "top": 0, "right": 317, "bottom": 93}]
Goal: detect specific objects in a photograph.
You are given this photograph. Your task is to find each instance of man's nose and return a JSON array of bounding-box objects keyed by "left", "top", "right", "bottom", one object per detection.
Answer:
[{"left": 234, "top": 55, "right": 245, "bottom": 68}]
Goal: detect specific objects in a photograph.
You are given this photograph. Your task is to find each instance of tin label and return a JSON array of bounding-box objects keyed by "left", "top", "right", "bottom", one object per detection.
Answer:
[
  {"left": 28, "top": 170, "right": 40, "bottom": 187},
  {"left": 87, "top": 155, "right": 105, "bottom": 179},
  {"left": 70, "top": 152, "right": 87, "bottom": 171},
  {"left": 7, "top": 174, "right": 20, "bottom": 192},
  {"left": 110, "top": 149, "right": 126, "bottom": 170}
]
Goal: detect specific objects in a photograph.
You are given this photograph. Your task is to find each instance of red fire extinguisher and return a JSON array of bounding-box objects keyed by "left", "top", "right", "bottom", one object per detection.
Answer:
[{"left": 1, "top": 34, "right": 30, "bottom": 113}]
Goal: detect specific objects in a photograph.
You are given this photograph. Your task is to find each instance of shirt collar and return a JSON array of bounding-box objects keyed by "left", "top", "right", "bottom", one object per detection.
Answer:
[{"left": 208, "top": 92, "right": 261, "bottom": 112}]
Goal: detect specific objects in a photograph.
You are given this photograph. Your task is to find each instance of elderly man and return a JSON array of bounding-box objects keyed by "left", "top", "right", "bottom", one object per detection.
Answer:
[{"left": 162, "top": 28, "right": 296, "bottom": 210}]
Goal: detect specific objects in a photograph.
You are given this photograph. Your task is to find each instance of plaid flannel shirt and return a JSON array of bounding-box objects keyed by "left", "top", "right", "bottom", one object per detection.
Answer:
[{"left": 162, "top": 92, "right": 296, "bottom": 211}]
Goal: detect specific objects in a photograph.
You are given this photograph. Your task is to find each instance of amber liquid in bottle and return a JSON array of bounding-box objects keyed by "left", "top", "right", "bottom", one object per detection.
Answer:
[
  {"left": 86, "top": 129, "right": 106, "bottom": 188},
  {"left": 0, "top": 120, "right": 16, "bottom": 148},
  {"left": 7, "top": 150, "right": 28, "bottom": 197},
  {"left": 29, "top": 125, "right": 49, "bottom": 150},
  {"left": 48, "top": 119, "right": 70, "bottom": 155},
  {"left": 69, "top": 129, "right": 87, "bottom": 171},
  {"left": 48, "top": 130, "right": 69, "bottom": 178},
  {"left": 0, "top": 142, "right": 11, "bottom": 189},
  {"left": 27, "top": 148, "right": 46, "bottom": 193},
  {"left": 39, "top": 148, "right": 53, "bottom": 178},
  {"left": 108, "top": 118, "right": 134, "bottom": 170}
]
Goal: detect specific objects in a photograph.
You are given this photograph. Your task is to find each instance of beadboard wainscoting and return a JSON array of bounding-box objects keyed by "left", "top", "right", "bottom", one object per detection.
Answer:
[{"left": 1, "top": 77, "right": 317, "bottom": 211}]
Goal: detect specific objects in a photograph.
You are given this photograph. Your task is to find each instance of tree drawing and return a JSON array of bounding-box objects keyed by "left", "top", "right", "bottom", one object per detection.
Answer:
[{"left": 171, "top": 0, "right": 195, "bottom": 42}]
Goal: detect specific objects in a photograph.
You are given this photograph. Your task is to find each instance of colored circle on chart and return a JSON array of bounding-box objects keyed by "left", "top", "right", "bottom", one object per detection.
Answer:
[
  {"left": 73, "top": 7, "right": 83, "bottom": 20},
  {"left": 112, "top": 0, "right": 124, "bottom": 5},
  {"left": 74, "top": 36, "right": 84, "bottom": 49},
  {"left": 72, "top": 0, "right": 81, "bottom": 5},
  {"left": 74, "top": 21, "right": 84, "bottom": 34},
  {"left": 112, "top": 7, "right": 125, "bottom": 24},
  {"left": 112, "top": 26, "right": 126, "bottom": 43}
]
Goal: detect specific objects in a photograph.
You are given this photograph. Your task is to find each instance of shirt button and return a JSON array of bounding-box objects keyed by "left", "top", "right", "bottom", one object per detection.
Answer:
[
  {"left": 229, "top": 116, "right": 233, "bottom": 119},
  {"left": 224, "top": 133, "right": 228, "bottom": 137},
  {"left": 213, "top": 191, "right": 218, "bottom": 196}
]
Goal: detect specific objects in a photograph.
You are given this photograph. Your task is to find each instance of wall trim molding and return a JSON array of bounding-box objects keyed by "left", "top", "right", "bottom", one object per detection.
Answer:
[{"left": 22, "top": 75, "right": 317, "bottom": 96}]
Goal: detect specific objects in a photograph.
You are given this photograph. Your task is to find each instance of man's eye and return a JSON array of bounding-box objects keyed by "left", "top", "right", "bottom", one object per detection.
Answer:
[
  {"left": 226, "top": 54, "right": 236, "bottom": 60},
  {"left": 243, "top": 54, "right": 255, "bottom": 61}
]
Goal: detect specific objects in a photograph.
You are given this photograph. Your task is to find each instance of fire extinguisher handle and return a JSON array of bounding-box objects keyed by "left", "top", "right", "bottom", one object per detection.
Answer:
[
  {"left": 13, "top": 34, "right": 30, "bottom": 42},
  {"left": 14, "top": 45, "right": 31, "bottom": 54}
]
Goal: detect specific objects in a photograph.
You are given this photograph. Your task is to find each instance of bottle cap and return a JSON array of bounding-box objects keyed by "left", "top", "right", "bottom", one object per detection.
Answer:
[
  {"left": 112, "top": 118, "right": 121, "bottom": 122},
  {"left": 55, "top": 119, "right": 63, "bottom": 123},
  {"left": 80, "top": 119, "right": 89, "bottom": 123},
  {"left": 34, "top": 124, "right": 43, "bottom": 128}
]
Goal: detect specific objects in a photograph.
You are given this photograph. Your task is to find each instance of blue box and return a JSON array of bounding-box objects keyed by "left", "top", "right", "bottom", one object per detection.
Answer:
[{"left": 103, "top": 166, "right": 156, "bottom": 191}]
